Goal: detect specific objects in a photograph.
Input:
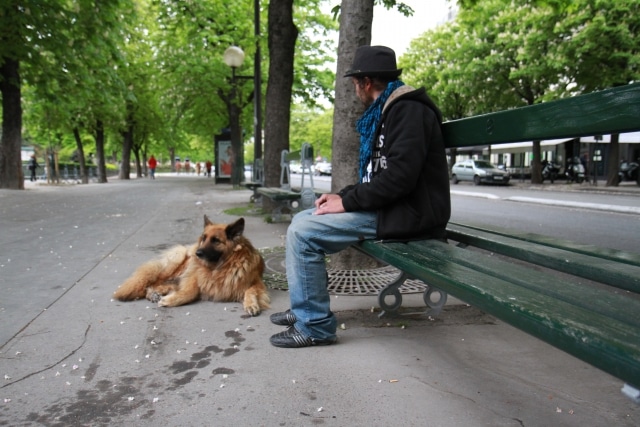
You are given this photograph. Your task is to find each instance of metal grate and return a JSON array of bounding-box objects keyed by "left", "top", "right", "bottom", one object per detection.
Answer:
[
  {"left": 261, "top": 247, "right": 426, "bottom": 295},
  {"left": 327, "top": 266, "right": 427, "bottom": 295}
]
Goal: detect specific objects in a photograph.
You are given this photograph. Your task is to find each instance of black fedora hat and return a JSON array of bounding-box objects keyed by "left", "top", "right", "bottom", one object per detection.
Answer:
[{"left": 344, "top": 45, "right": 402, "bottom": 78}]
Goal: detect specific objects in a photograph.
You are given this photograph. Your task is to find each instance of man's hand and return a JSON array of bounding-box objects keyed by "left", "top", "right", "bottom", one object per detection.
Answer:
[{"left": 314, "top": 193, "right": 345, "bottom": 215}]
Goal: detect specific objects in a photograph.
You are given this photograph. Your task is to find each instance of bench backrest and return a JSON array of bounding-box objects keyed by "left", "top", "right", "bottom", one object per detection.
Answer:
[
  {"left": 299, "top": 142, "right": 315, "bottom": 190},
  {"left": 253, "top": 158, "right": 264, "bottom": 184},
  {"left": 442, "top": 83, "right": 640, "bottom": 149},
  {"left": 279, "top": 143, "right": 317, "bottom": 192},
  {"left": 280, "top": 149, "right": 297, "bottom": 190}
]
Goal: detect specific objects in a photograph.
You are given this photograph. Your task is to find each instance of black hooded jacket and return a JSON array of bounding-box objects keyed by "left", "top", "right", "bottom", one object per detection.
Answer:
[{"left": 339, "top": 85, "right": 451, "bottom": 240}]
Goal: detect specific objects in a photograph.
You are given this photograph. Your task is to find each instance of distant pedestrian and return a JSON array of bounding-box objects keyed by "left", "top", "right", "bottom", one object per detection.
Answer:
[
  {"left": 196, "top": 161, "right": 201, "bottom": 176},
  {"left": 205, "top": 160, "right": 212, "bottom": 177},
  {"left": 28, "top": 155, "right": 39, "bottom": 182},
  {"left": 148, "top": 155, "right": 157, "bottom": 179}
]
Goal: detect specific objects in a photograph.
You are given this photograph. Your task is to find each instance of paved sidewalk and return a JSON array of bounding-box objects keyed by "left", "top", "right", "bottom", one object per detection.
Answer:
[{"left": 1, "top": 176, "right": 638, "bottom": 426}]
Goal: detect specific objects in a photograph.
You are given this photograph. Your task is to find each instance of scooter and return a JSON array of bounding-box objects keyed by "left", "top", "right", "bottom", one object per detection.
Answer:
[
  {"left": 618, "top": 159, "right": 639, "bottom": 185},
  {"left": 541, "top": 160, "right": 561, "bottom": 183},
  {"left": 565, "top": 157, "right": 585, "bottom": 183}
]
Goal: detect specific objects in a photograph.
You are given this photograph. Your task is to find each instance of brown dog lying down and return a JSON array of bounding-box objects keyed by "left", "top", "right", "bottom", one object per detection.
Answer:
[{"left": 113, "top": 216, "right": 270, "bottom": 316}]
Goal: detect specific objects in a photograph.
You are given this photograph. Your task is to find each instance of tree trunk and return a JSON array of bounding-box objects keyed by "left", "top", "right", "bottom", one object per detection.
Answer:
[
  {"left": 606, "top": 133, "right": 620, "bottom": 187},
  {"left": 0, "top": 56, "right": 24, "bottom": 190},
  {"left": 133, "top": 147, "right": 142, "bottom": 178},
  {"left": 120, "top": 126, "right": 133, "bottom": 180},
  {"left": 229, "top": 92, "right": 244, "bottom": 186},
  {"left": 448, "top": 148, "right": 457, "bottom": 173},
  {"left": 72, "top": 127, "right": 89, "bottom": 184},
  {"left": 329, "top": 0, "right": 379, "bottom": 271},
  {"left": 264, "top": 0, "right": 297, "bottom": 189},
  {"left": 120, "top": 104, "right": 134, "bottom": 180},
  {"left": 95, "top": 120, "right": 108, "bottom": 183},
  {"left": 531, "top": 140, "right": 542, "bottom": 184}
]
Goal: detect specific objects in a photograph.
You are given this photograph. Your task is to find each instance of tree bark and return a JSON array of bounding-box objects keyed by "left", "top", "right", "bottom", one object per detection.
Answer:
[
  {"left": 264, "top": 0, "right": 297, "bottom": 188},
  {"left": 72, "top": 127, "right": 89, "bottom": 184},
  {"left": 0, "top": 56, "right": 24, "bottom": 190},
  {"left": 606, "top": 133, "right": 620, "bottom": 187},
  {"left": 95, "top": 120, "right": 108, "bottom": 183},
  {"left": 329, "top": 0, "right": 379, "bottom": 271},
  {"left": 331, "top": 0, "right": 373, "bottom": 194},
  {"left": 120, "top": 103, "right": 134, "bottom": 180},
  {"left": 531, "top": 140, "right": 542, "bottom": 184}
]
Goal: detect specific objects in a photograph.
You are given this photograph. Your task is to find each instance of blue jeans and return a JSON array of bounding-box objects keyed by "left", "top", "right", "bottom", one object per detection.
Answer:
[{"left": 285, "top": 208, "right": 377, "bottom": 340}]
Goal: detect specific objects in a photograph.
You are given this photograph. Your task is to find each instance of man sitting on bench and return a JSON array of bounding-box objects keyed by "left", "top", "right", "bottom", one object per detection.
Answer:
[{"left": 269, "top": 45, "right": 451, "bottom": 348}]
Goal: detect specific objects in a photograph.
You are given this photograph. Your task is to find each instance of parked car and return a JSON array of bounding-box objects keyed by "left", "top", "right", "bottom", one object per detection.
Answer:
[
  {"left": 314, "top": 161, "right": 332, "bottom": 176},
  {"left": 451, "top": 159, "right": 510, "bottom": 185},
  {"left": 289, "top": 161, "right": 302, "bottom": 174}
]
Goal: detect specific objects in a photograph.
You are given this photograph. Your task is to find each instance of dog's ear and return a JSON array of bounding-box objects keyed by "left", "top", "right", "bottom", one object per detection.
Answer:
[
  {"left": 226, "top": 218, "right": 245, "bottom": 239},
  {"left": 204, "top": 215, "right": 213, "bottom": 227}
]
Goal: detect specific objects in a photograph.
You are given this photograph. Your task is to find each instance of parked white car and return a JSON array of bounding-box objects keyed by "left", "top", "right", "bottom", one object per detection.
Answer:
[
  {"left": 289, "top": 161, "right": 302, "bottom": 174},
  {"left": 451, "top": 159, "right": 510, "bottom": 185},
  {"left": 314, "top": 161, "right": 332, "bottom": 176}
]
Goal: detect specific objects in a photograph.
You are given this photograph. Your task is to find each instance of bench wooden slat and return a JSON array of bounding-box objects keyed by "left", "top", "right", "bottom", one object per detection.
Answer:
[
  {"left": 284, "top": 150, "right": 301, "bottom": 162},
  {"left": 446, "top": 223, "right": 640, "bottom": 293},
  {"left": 358, "top": 239, "right": 640, "bottom": 389},
  {"left": 409, "top": 239, "right": 640, "bottom": 329},
  {"left": 442, "top": 83, "right": 640, "bottom": 148},
  {"left": 256, "top": 187, "right": 301, "bottom": 201},
  {"left": 449, "top": 222, "right": 640, "bottom": 268}
]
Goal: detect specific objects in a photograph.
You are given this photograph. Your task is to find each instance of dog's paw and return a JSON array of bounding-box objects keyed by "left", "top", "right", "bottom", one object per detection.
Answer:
[
  {"left": 148, "top": 292, "right": 162, "bottom": 303},
  {"left": 244, "top": 304, "right": 261, "bottom": 317}
]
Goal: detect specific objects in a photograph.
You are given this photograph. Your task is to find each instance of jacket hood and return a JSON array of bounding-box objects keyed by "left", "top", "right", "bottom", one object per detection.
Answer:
[{"left": 383, "top": 85, "right": 443, "bottom": 124}]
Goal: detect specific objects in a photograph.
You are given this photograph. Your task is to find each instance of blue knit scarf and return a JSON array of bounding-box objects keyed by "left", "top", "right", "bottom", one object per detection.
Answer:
[{"left": 356, "top": 80, "right": 405, "bottom": 181}]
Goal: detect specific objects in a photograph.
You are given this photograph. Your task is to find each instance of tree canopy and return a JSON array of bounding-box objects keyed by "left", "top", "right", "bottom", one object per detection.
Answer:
[
  {"left": 0, "top": 0, "right": 337, "bottom": 188},
  {"left": 2, "top": 0, "right": 638, "bottom": 189},
  {"left": 400, "top": 0, "right": 639, "bottom": 184}
]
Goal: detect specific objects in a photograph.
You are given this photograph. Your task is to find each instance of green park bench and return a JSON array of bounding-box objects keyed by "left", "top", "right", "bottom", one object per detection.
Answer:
[
  {"left": 356, "top": 83, "right": 640, "bottom": 403},
  {"left": 258, "top": 142, "right": 326, "bottom": 221}
]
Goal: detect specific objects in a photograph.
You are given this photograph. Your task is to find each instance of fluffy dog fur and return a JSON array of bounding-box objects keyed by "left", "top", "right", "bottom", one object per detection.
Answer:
[{"left": 113, "top": 216, "right": 270, "bottom": 316}]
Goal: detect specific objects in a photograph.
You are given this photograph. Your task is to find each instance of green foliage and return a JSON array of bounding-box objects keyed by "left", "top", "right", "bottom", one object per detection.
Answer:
[
  {"left": 401, "top": 0, "right": 640, "bottom": 120},
  {"left": 329, "top": 0, "right": 415, "bottom": 20},
  {"left": 556, "top": 0, "right": 640, "bottom": 92},
  {"left": 8, "top": 0, "right": 337, "bottom": 174},
  {"left": 290, "top": 104, "right": 334, "bottom": 161},
  {"left": 11, "top": 0, "right": 137, "bottom": 159},
  {"left": 293, "top": 1, "right": 339, "bottom": 106}
]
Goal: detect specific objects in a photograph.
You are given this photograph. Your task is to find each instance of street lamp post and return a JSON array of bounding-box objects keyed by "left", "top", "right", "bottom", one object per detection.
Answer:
[
  {"left": 219, "top": 3, "right": 261, "bottom": 186},
  {"left": 253, "top": 0, "right": 262, "bottom": 163},
  {"left": 223, "top": 46, "right": 246, "bottom": 186}
]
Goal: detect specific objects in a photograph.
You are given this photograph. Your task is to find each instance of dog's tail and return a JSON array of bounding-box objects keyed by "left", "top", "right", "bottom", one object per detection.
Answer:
[
  {"left": 114, "top": 246, "right": 189, "bottom": 301},
  {"left": 113, "top": 260, "right": 163, "bottom": 300}
]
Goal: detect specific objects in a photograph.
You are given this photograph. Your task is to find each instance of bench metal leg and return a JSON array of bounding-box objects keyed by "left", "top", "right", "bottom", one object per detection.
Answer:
[
  {"left": 268, "top": 199, "right": 301, "bottom": 222},
  {"left": 249, "top": 192, "right": 262, "bottom": 204},
  {"left": 377, "top": 271, "right": 448, "bottom": 318},
  {"left": 377, "top": 272, "right": 405, "bottom": 317}
]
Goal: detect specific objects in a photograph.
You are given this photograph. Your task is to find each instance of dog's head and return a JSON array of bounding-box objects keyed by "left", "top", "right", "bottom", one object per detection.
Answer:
[{"left": 195, "top": 216, "right": 245, "bottom": 263}]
